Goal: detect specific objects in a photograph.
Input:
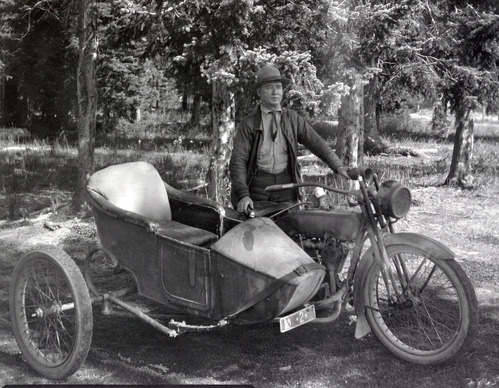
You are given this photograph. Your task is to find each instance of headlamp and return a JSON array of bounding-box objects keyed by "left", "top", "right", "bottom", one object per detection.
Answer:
[{"left": 376, "top": 180, "right": 411, "bottom": 219}]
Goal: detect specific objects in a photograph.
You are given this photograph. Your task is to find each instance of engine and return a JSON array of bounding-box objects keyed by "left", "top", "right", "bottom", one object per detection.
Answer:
[{"left": 289, "top": 235, "right": 350, "bottom": 296}]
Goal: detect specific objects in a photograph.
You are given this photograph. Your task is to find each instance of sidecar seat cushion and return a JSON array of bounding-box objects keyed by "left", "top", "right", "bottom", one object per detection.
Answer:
[
  {"left": 87, "top": 161, "right": 172, "bottom": 221},
  {"left": 155, "top": 220, "right": 218, "bottom": 246}
]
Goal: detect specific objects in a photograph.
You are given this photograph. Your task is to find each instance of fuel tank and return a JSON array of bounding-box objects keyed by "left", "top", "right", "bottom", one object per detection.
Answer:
[
  {"left": 210, "top": 217, "right": 325, "bottom": 324},
  {"left": 274, "top": 209, "right": 364, "bottom": 242}
]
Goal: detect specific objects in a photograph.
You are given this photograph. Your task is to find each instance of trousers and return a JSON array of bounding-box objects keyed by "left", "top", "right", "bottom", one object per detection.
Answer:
[{"left": 249, "top": 169, "right": 298, "bottom": 205}]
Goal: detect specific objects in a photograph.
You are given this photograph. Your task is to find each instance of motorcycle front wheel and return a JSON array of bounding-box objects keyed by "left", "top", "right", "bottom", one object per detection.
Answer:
[
  {"left": 9, "top": 246, "right": 93, "bottom": 379},
  {"left": 363, "top": 244, "right": 478, "bottom": 364}
]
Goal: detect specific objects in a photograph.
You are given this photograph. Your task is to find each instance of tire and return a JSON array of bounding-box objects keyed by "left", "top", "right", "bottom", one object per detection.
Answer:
[
  {"left": 363, "top": 244, "right": 478, "bottom": 364},
  {"left": 9, "top": 246, "right": 93, "bottom": 379}
]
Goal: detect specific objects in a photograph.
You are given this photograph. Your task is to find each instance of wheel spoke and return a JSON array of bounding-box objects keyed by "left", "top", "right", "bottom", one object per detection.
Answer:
[
  {"left": 418, "top": 263, "right": 437, "bottom": 293},
  {"left": 413, "top": 309, "right": 437, "bottom": 349},
  {"left": 406, "top": 253, "right": 430, "bottom": 292}
]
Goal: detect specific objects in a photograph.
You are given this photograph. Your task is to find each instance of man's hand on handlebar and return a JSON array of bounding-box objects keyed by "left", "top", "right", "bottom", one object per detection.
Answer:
[
  {"left": 237, "top": 196, "right": 254, "bottom": 215},
  {"left": 336, "top": 166, "right": 351, "bottom": 180}
]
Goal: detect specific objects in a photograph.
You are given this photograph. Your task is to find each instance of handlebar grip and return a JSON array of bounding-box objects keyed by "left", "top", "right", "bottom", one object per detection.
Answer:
[
  {"left": 347, "top": 167, "right": 374, "bottom": 181},
  {"left": 346, "top": 168, "right": 360, "bottom": 180},
  {"left": 265, "top": 183, "right": 296, "bottom": 192}
]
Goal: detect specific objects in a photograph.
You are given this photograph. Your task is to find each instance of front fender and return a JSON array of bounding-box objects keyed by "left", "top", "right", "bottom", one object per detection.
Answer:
[{"left": 352, "top": 232, "right": 455, "bottom": 339}]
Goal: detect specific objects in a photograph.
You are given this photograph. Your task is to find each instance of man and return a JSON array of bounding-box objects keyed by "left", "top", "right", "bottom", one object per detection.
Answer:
[{"left": 230, "top": 65, "right": 349, "bottom": 215}]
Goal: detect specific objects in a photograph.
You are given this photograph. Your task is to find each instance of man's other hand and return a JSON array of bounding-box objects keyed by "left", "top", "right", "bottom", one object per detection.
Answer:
[
  {"left": 237, "top": 196, "right": 254, "bottom": 214},
  {"left": 336, "top": 166, "right": 350, "bottom": 180}
]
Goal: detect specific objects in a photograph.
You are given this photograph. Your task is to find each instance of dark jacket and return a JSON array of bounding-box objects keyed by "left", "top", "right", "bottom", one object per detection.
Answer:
[{"left": 229, "top": 105, "right": 343, "bottom": 207}]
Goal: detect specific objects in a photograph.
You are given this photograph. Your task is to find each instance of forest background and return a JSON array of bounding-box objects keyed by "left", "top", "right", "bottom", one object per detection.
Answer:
[{"left": 1, "top": 0, "right": 498, "bottom": 211}]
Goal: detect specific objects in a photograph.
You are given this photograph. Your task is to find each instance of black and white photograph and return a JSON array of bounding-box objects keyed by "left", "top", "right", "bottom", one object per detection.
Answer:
[{"left": 0, "top": 0, "right": 498, "bottom": 386}]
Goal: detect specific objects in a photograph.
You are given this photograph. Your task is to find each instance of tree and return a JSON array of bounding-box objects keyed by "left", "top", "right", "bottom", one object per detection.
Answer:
[
  {"left": 206, "top": 75, "right": 235, "bottom": 203},
  {"left": 353, "top": 1, "right": 440, "bottom": 153},
  {"left": 0, "top": 11, "right": 8, "bottom": 126},
  {"left": 322, "top": 1, "right": 366, "bottom": 172},
  {"left": 0, "top": 0, "right": 79, "bottom": 136},
  {"left": 426, "top": 3, "right": 499, "bottom": 187},
  {"left": 73, "top": 0, "right": 98, "bottom": 210},
  {"left": 325, "top": 0, "right": 498, "bottom": 191},
  {"left": 337, "top": 77, "right": 364, "bottom": 168},
  {"left": 95, "top": 1, "right": 162, "bottom": 131}
]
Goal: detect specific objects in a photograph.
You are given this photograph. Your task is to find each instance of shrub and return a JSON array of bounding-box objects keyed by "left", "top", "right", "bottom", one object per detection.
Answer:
[{"left": 155, "top": 151, "right": 209, "bottom": 190}]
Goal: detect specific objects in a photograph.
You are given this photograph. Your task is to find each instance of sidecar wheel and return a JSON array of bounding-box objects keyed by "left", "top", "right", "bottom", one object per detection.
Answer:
[
  {"left": 363, "top": 244, "right": 478, "bottom": 364},
  {"left": 9, "top": 246, "right": 93, "bottom": 379}
]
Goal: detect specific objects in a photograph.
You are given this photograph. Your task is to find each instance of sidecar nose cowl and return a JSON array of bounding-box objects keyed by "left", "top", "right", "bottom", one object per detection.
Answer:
[{"left": 210, "top": 217, "right": 326, "bottom": 323}]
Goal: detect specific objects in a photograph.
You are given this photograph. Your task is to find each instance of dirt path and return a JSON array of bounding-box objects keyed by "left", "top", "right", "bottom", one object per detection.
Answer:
[{"left": 0, "top": 182, "right": 498, "bottom": 387}]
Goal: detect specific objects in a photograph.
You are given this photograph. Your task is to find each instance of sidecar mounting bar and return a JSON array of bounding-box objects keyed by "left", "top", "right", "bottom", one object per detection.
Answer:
[
  {"left": 97, "top": 292, "right": 229, "bottom": 337},
  {"left": 106, "top": 294, "right": 179, "bottom": 337}
]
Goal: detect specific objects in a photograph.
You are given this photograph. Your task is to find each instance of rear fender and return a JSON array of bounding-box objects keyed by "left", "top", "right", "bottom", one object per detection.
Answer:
[{"left": 352, "top": 232, "right": 455, "bottom": 339}]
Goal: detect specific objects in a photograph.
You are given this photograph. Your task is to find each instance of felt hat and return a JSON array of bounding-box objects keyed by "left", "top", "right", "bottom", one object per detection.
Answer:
[{"left": 250, "top": 65, "right": 292, "bottom": 91}]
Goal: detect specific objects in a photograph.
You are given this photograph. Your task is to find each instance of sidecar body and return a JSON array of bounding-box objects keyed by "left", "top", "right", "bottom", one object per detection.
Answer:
[{"left": 86, "top": 161, "right": 325, "bottom": 323}]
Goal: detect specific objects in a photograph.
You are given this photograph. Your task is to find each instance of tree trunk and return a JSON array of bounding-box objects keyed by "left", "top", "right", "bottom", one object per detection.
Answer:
[
  {"left": 207, "top": 79, "right": 235, "bottom": 204},
  {"left": 364, "top": 77, "right": 377, "bottom": 138},
  {"left": 0, "top": 44, "right": 5, "bottom": 126},
  {"left": 190, "top": 93, "right": 201, "bottom": 126},
  {"left": 182, "top": 90, "right": 189, "bottom": 111},
  {"left": 72, "top": 0, "right": 97, "bottom": 212},
  {"left": 363, "top": 76, "right": 389, "bottom": 155},
  {"left": 336, "top": 78, "right": 363, "bottom": 180},
  {"left": 444, "top": 103, "right": 474, "bottom": 188}
]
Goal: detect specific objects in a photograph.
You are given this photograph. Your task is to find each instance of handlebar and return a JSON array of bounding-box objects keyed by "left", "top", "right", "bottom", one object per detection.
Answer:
[
  {"left": 265, "top": 181, "right": 356, "bottom": 197},
  {"left": 265, "top": 167, "right": 374, "bottom": 198}
]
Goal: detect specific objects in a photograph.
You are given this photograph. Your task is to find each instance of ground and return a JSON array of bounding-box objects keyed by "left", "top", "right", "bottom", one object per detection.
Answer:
[{"left": 0, "top": 181, "right": 498, "bottom": 387}]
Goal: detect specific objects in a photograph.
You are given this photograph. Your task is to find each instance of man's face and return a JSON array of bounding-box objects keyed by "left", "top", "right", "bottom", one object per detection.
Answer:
[{"left": 257, "top": 81, "right": 283, "bottom": 110}]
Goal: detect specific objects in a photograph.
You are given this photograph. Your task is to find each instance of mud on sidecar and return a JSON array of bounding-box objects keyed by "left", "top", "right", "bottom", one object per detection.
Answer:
[{"left": 9, "top": 161, "right": 326, "bottom": 379}]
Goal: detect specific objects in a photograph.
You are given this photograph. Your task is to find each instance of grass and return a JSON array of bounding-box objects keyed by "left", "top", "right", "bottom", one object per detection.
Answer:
[{"left": 0, "top": 139, "right": 209, "bottom": 219}]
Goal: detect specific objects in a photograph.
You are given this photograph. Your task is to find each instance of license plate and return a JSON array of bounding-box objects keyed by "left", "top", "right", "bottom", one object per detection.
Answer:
[{"left": 279, "top": 305, "right": 316, "bottom": 333}]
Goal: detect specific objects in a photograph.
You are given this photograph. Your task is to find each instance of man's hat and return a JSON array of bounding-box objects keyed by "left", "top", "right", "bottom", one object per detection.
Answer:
[{"left": 250, "top": 65, "right": 292, "bottom": 91}]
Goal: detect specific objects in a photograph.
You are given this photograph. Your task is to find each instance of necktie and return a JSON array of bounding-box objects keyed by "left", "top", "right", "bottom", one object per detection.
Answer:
[{"left": 270, "top": 111, "right": 279, "bottom": 141}]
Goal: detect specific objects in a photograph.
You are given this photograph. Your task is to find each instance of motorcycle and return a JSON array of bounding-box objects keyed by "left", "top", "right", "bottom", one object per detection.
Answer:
[{"left": 9, "top": 161, "right": 478, "bottom": 379}]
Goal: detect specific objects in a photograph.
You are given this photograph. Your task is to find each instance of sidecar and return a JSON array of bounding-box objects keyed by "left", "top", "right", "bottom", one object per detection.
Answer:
[
  {"left": 86, "top": 161, "right": 324, "bottom": 322},
  {"left": 9, "top": 161, "right": 325, "bottom": 379}
]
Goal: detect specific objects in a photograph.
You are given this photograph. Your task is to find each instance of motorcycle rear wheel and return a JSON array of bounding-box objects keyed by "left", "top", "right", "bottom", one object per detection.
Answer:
[
  {"left": 9, "top": 246, "right": 93, "bottom": 379},
  {"left": 363, "top": 244, "right": 478, "bottom": 364}
]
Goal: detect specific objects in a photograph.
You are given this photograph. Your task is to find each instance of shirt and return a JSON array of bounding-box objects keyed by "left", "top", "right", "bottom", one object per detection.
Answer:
[{"left": 257, "top": 105, "right": 289, "bottom": 174}]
